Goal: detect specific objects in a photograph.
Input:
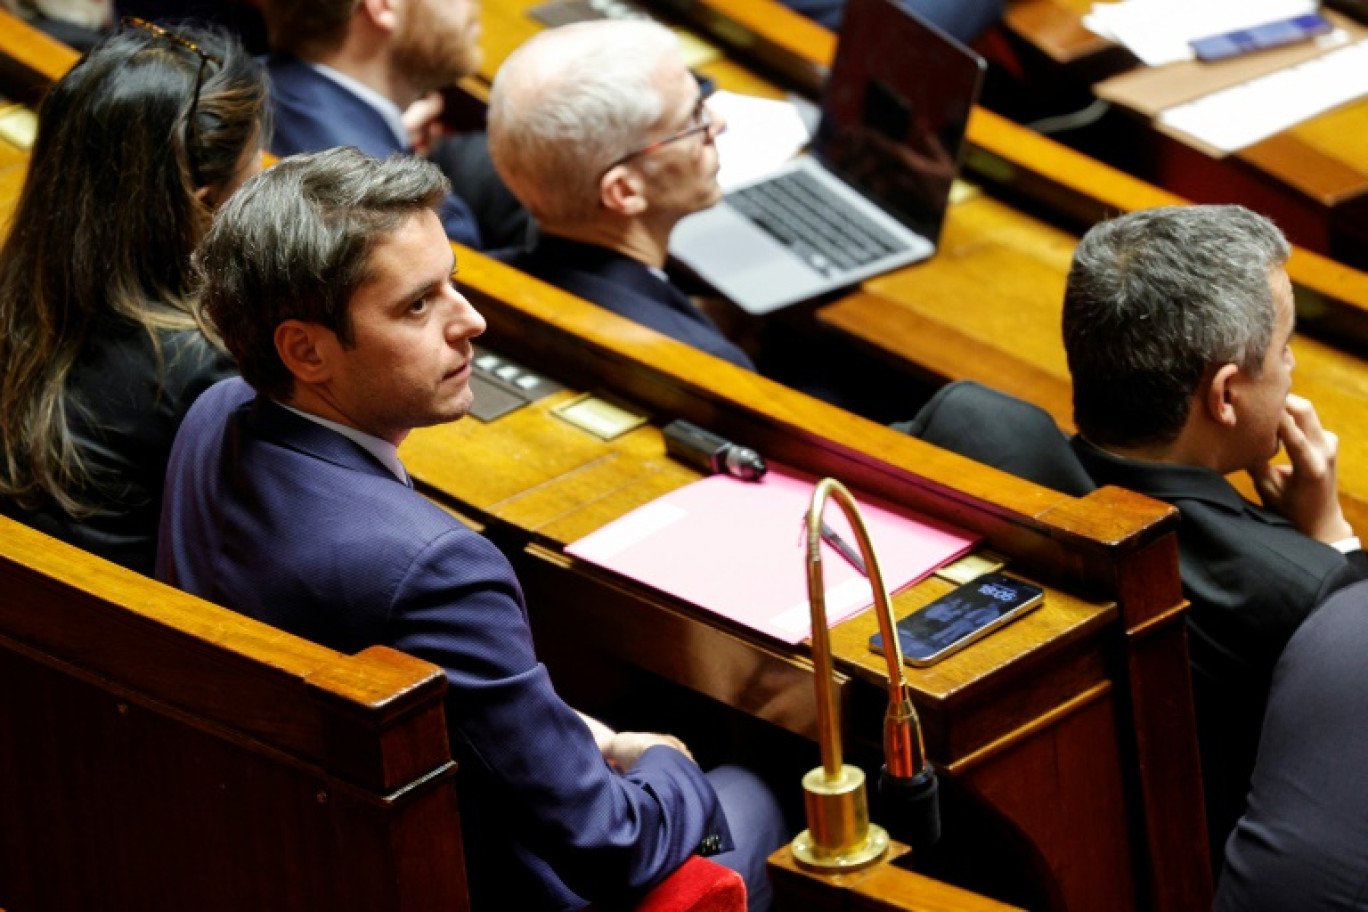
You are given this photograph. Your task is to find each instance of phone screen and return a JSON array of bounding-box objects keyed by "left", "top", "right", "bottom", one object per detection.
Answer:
[{"left": 870, "top": 572, "right": 1044, "bottom": 666}]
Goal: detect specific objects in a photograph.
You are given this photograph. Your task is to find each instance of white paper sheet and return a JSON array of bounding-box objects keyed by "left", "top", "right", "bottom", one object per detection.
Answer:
[
  {"left": 706, "top": 90, "right": 811, "bottom": 190},
  {"left": 1159, "top": 35, "right": 1368, "bottom": 151}
]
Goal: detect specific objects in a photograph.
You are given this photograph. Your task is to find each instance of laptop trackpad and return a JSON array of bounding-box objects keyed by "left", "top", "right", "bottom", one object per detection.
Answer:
[{"left": 671, "top": 206, "right": 823, "bottom": 313}]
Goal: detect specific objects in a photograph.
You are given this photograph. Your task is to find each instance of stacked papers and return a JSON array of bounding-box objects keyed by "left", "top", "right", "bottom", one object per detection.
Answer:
[{"left": 1084, "top": 0, "right": 1319, "bottom": 66}]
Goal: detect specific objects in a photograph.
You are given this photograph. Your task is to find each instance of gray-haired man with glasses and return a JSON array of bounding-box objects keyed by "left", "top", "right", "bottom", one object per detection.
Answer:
[{"left": 487, "top": 20, "right": 755, "bottom": 370}]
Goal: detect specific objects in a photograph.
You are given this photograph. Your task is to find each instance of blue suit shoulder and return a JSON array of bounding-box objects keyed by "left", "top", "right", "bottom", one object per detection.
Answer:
[{"left": 498, "top": 239, "right": 756, "bottom": 371}]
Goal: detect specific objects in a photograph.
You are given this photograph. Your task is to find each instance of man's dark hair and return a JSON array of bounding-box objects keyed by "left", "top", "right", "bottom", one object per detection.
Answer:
[
  {"left": 196, "top": 146, "right": 449, "bottom": 399},
  {"left": 1062, "top": 205, "right": 1289, "bottom": 448}
]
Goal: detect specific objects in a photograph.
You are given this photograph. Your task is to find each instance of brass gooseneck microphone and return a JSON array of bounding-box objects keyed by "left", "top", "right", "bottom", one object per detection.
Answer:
[{"left": 791, "top": 478, "right": 939, "bottom": 872}]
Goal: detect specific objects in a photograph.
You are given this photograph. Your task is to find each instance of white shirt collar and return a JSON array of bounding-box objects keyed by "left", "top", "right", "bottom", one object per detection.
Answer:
[
  {"left": 276, "top": 401, "right": 409, "bottom": 484},
  {"left": 302, "top": 59, "right": 410, "bottom": 150}
]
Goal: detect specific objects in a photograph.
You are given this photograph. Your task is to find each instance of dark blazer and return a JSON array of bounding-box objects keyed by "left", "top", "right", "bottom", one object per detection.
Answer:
[
  {"left": 263, "top": 52, "right": 482, "bottom": 248},
  {"left": 780, "top": 0, "right": 1001, "bottom": 40},
  {"left": 157, "top": 378, "right": 731, "bottom": 911},
  {"left": 497, "top": 235, "right": 756, "bottom": 370},
  {"left": 1216, "top": 579, "right": 1368, "bottom": 911},
  {"left": 1072, "top": 435, "right": 1368, "bottom": 856},
  {"left": 0, "top": 322, "right": 234, "bottom": 576},
  {"left": 893, "top": 380, "right": 1094, "bottom": 496}
]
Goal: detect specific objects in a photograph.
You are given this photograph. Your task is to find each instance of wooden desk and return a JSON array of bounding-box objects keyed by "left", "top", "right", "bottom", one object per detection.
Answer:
[
  {"left": 817, "top": 175, "right": 1368, "bottom": 538},
  {"left": 654, "top": 0, "right": 1368, "bottom": 537},
  {"left": 0, "top": 12, "right": 1207, "bottom": 911},
  {"left": 1000, "top": 0, "right": 1368, "bottom": 267},
  {"left": 467, "top": 4, "right": 1211, "bottom": 909},
  {"left": 404, "top": 249, "right": 1206, "bottom": 912},
  {"left": 468, "top": 0, "right": 1368, "bottom": 361}
]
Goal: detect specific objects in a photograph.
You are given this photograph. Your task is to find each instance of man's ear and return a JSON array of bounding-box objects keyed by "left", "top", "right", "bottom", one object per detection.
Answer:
[
  {"left": 274, "top": 320, "right": 333, "bottom": 385},
  {"left": 358, "top": 0, "right": 400, "bottom": 33},
  {"left": 599, "top": 165, "right": 648, "bottom": 217},
  {"left": 1205, "top": 362, "right": 1241, "bottom": 427}
]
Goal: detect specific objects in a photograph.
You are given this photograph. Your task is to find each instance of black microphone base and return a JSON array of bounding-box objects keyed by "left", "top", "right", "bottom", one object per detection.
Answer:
[{"left": 880, "top": 765, "right": 940, "bottom": 850}]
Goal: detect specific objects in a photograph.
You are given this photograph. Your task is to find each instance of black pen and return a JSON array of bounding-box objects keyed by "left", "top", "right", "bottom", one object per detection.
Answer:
[{"left": 819, "top": 520, "right": 867, "bottom": 576}]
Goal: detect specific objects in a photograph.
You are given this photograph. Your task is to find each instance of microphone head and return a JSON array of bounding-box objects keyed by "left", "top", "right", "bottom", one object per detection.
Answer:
[
  {"left": 723, "top": 446, "right": 768, "bottom": 481},
  {"left": 880, "top": 764, "right": 940, "bottom": 850}
]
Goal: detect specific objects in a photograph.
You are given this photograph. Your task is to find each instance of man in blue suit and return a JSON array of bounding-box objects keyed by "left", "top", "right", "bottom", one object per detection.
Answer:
[
  {"left": 257, "top": 0, "right": 528, "bottom": 249},
  {"left": 487, "top": 20, "right": 755, "bottom": 371},
  {"left": 156, "top": 147, "right": 784, "bottom": 911}
]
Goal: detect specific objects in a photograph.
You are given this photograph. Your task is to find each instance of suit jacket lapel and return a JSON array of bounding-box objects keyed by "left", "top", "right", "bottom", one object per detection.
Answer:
[{"left": 248, "top": 398, "right": 401, "bottom": 484}]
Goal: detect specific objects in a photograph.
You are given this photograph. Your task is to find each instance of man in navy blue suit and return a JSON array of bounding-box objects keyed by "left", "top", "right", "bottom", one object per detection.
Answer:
[
  {"left": 256, "top": 0, "right": 528, "bottom": 249},
  {"left": 486, "top": 20, "right": 755, "bottom": 371},
  {"left": 157, "top": 147, "right": 784, "bottom": 911}
]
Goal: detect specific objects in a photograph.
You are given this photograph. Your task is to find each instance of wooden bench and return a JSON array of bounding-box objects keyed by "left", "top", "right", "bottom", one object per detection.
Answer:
[
  {"left": 0, "top": 514, "right": 763, "bottom": 911},
  {"left": 0, "top": 514, "right": 470, "bottom": 911},
  {"left": 0, "top": 12, "right": 1194, "bottom": 910}
]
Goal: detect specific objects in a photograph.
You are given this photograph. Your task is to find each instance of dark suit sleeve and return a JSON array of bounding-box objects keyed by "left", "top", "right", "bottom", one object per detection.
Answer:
[
  {"left": 1311, "top": 548, "right": 1368, "bottom": 617},
  {"left": 383, "top": 528, "right": 731, "bottom": 901},
  {"left": 1215, "top": 580, "right": 1368, "bottom": 911}
]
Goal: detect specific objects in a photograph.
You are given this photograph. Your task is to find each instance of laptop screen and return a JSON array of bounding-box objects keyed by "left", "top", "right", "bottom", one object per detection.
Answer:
[{"left": 813, "top": 0, "right": 985, "bottom": 243}]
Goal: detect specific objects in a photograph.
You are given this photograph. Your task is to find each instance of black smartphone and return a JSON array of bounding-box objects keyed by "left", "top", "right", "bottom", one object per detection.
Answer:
[{"left": 870, "top": 572, "right": 1044, "bottom": 667}]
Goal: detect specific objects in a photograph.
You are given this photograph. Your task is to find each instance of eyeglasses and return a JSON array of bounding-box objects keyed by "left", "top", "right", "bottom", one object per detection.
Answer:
[
  {"left": 602, "top": 94, "right": 716, "bottom": 175},
  {"left": 121, "top": 17, "right": 222, "bottom": 181}
]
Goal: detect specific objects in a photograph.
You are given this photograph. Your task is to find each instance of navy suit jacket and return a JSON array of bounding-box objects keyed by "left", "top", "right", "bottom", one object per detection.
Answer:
[
  {"left": 497, "top": 235, "right": 756, "bottom": 370},
  {"left": 157, "top": 378, "right": 731, "bottom": 911},
  {"left": 264, "top": 53, "right": 482, "bottom": 248}
]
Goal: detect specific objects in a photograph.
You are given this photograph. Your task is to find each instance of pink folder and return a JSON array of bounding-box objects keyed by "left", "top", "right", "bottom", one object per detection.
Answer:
[{"left": 565, "top": 464, "right": 980, "bottom": 644}]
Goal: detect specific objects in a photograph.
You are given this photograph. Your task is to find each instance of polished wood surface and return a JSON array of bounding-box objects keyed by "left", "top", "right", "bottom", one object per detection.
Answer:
[
  {"left": 688, "top": 0, "right": 1368, "bottom": 352},
  {"left": 686, "top": 0, "right": 1368, "bottom": 537},
  {"left": 0, "top": 514, "right": 470, "bottom": 911},
  {"left": 418, "top": 245, "right": 1207, "bottom": 911},
  {"left": 1002, "top": 0, "right": 1368, "bottom": 261},
  {"left": 769, "top": 842, "right": 1025, "bottom": 911},
  {"left": 818, "top": 196, "right": 1368, "bottom": 536},
  {"left": 0, "top": 12, "right": 76, "bottom": 100},
  {"left": 456, "top": 5, "right": 1206, "bottom": 909},
  {"left": 0, "top": 10, "right": 1208, "bottom": 910},
  {"left": 476, "top": 0, "right": 791, "bottom": 101}
]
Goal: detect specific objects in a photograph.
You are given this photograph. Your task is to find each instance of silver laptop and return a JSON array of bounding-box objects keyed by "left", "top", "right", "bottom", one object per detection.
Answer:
[{"left": 669, "top": 0, "right": 986, "bottom": 315}]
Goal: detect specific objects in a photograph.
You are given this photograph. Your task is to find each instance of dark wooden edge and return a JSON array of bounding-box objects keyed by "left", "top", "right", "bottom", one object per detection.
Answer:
[
  {"left": 769, "top": 841, "right": 1026, "bottom": 911},
  {"left": 0, "top": 12, "right": 78, "bottom": 105},
  {"left": 0, "top": 514, "right": 453, "bottom": 794}
]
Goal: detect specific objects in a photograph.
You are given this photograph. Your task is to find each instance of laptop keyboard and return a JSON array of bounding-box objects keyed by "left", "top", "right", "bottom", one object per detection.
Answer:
[{"left": 728, "top": 169, "right": 909, "bottom": 277}]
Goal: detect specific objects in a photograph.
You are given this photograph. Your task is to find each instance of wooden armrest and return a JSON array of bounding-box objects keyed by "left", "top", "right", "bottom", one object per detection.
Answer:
[{"left": 769, "top": 842, "right": 1023, "bottom": 911}]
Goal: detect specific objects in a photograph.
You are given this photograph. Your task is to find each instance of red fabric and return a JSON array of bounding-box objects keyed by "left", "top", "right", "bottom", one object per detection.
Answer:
[{"left": 633, "top": 856, "right": 746, "bottom": 912}]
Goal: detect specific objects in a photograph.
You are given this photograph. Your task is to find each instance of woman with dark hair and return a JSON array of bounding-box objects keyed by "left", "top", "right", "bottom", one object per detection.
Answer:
[{"left": 0, "top": 22, "right": 268, "bottom": 574}]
